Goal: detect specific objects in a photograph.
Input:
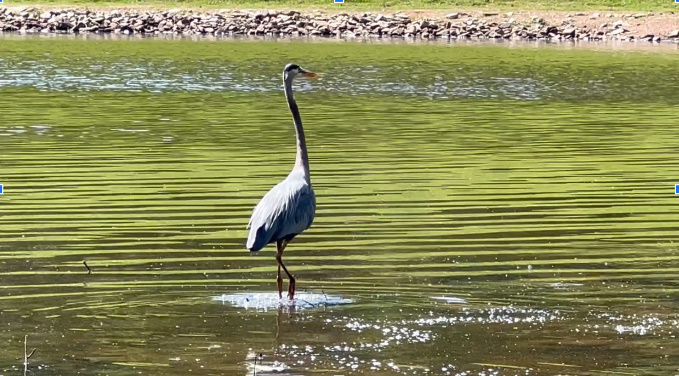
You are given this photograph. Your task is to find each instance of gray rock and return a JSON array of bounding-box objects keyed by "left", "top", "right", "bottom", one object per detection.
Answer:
[{"left": 561, "top": 27, "right": 575, "bottom": 36}]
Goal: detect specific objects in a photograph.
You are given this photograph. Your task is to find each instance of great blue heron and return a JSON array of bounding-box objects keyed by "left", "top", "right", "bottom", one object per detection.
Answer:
[{"left": 246, "top": 63, "right": 319, "bottom": 300}]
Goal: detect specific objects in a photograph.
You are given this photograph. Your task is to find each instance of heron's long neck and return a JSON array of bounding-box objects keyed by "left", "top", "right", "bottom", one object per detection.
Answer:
[{"left": 284, "top": 77, "right": 310, "bottom": 179}]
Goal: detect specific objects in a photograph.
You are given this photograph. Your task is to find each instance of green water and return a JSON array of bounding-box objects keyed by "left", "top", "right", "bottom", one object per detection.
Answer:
[{"left": 1, "top": 36, "right": 679, "bottom": 375}]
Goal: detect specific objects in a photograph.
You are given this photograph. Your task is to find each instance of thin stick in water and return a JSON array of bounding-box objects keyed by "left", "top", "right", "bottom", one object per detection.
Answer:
[
  {"left": 252, "top": 352, "right": 263, "bottom": 376},
  {"left": 24, "top": 335, "right": 36, "bottom": 362},
  {"left": 24, "top": 334, "right": 37, "bottom": 376},
  {"left": 83, "top": 260, "right": 92, "bottom": 274}
]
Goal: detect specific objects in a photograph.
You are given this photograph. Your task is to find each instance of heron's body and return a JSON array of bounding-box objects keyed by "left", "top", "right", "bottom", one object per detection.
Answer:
[
  {"left": 247, "top": 169, "right": 316, "bottom": 252},
  {"left": 245, "top": 63, "right": 318, "bottom": 300}
]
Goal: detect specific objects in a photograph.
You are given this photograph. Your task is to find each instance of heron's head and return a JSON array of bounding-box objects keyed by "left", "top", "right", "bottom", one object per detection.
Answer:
[{"left": 283, "top": 63, "right": 319, "bottom": 81}]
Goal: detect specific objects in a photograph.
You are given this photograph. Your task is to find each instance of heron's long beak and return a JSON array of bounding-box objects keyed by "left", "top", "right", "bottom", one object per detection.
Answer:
[{"left": 302, "top": 72, "right": 319, "bottom": 78}]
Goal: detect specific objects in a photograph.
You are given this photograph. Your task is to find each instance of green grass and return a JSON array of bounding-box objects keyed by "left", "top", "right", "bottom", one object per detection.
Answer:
[{"left": 11, "top": 0, "right": 679, "bottom": 12}]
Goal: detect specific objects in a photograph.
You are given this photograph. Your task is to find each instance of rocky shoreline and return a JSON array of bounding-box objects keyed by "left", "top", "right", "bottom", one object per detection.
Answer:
[{"left": 1, "top": 6, "right": 678, "bottom": 43}]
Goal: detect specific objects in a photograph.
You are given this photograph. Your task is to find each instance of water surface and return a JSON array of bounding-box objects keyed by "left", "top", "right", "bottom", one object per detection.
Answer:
[{"left": 0, "top": 36, "right": 678, "bottom": 376}]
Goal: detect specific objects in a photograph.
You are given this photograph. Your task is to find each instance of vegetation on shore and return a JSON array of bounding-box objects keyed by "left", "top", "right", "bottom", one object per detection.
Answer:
[{"left": 10, "top": 0, "right": 679, "bottom": 12}]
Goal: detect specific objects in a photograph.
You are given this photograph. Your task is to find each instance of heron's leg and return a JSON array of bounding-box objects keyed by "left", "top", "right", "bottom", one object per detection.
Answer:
[
  {"left": 276, "top": 240, "right": 284, "bottom": 299},
  {"left": 276, "top": 239, "right": 296, "bottom": 300},
  {"left": 282, "top": 261, "right": 296, "bottom": 300}
]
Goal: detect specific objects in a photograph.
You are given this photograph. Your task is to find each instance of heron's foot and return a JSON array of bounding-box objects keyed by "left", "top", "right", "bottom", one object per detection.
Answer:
[
  {"left": 277, "top": 276, "right": 283, "bottom": 300},
  {"left": 287, "top": 278, "right": 296, "bottom": 301}
]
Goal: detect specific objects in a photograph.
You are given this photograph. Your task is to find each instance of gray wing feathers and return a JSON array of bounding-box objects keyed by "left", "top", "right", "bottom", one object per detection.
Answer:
[{"left": 246, "top": 180, "right": 316, "bottom": 252}]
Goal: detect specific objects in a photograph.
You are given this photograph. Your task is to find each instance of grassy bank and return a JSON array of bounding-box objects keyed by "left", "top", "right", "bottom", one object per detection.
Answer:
[{"left": 10, "top": 0, "right": 679, "bottom": 12}]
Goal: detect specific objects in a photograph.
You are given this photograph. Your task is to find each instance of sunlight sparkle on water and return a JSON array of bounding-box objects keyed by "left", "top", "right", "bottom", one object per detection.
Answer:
[{"left": 212, "top": 292, "right": 354, "bottom": 310}]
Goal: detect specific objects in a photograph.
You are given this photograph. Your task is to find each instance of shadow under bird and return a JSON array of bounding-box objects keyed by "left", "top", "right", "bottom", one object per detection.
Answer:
[{"left": 246, "top": 63, "right": 319, "bottom": 300}]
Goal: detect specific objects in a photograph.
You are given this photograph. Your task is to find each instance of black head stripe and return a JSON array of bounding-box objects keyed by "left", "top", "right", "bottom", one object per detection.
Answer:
[{"left": 284, "top": 63, "right": 300, "bottom": 72}]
